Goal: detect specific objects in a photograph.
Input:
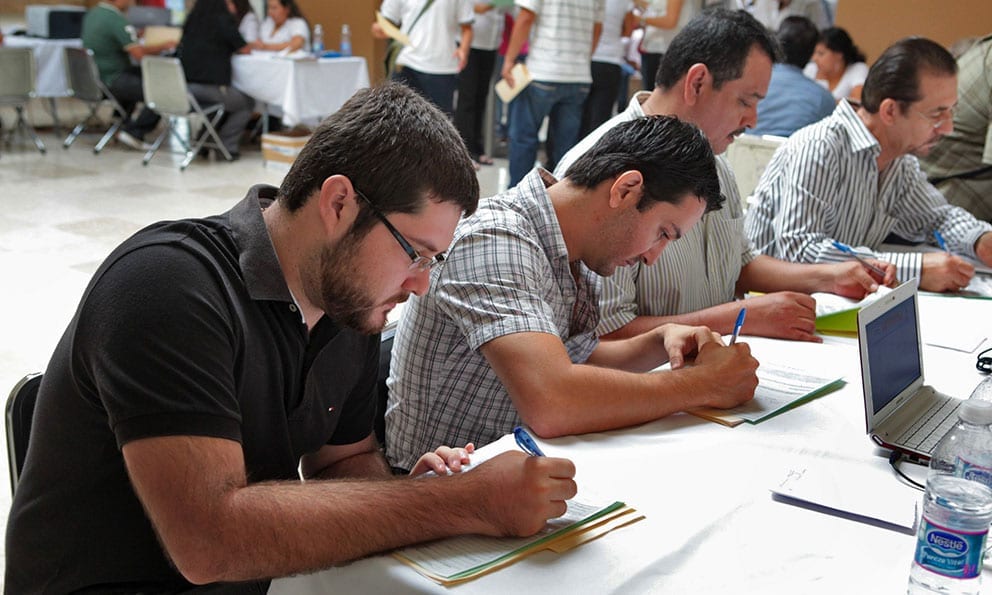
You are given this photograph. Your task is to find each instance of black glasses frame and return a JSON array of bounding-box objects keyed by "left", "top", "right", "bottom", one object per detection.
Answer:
[{"left": 354, "top": 188, "right": 445, "bottom": 273}]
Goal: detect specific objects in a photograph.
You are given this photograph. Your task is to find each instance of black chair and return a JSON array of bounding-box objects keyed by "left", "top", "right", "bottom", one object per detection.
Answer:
[{"left": 6, "top": 373, "right": 41, "bottom": 495}]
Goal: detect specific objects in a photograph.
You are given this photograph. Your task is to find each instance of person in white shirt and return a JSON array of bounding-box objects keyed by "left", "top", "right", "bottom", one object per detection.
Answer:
[
  {"left": 252, "top": 0, "right": 308, "bottom": 52},
  {"left": 455, "top": 3, "right": 506, "bottom": 166},
  {"left": 581, "top": 0, "right": 632, "bottom": 135},
  {"left": 555, "top": 9, "right": 893, "bottom": 343},
  {"left": 804, "top": 26, "right": 868, "bottom": 102},
  {"left": 636, "top": 0, "right": 698, "bottom": 91},
  {"left": 746, "top": 38, "right": 992, "bottom": 293},
  {"left": 373, "top": 0, "right": 475, "bottom": 117},
  {"left": 231, "top": 0, "right": 260, "bottom": 43}
]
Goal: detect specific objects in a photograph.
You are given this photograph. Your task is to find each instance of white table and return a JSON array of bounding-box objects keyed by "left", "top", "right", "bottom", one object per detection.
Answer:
[
  {"left": 4, "top": 35, "right": 82, "bottom": 97},
  {"left": 270, "top": 294, "right": 992, "bottom": 594},
  {"left": 231, "top": 53, "right": 370, "bottom": 128}
]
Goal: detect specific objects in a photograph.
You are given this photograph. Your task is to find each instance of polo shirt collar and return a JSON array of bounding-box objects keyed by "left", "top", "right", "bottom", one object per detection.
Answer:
[
  {"left": 836, "top": 98, "right": 880, "bottom": 156},
  {"left": 97, "top": 1, "right": 124, "bottom": 15},
  {"left": 230, "top": 184, "right": 296, "bottom": 304}
]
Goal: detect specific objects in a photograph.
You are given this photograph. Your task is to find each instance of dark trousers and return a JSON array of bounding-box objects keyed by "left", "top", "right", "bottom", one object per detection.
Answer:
[
  {"left": 109, "top": 66, "right": 160, "bottom": 140},
  {"left": 580, "top": 61, "right": 623, "bottom": 137},
  {"left": 454, "top": 47, "right": 498, "bottom": 159},
  {"left": 640, "top": 52, "right": 663, "bottom": 91},
  {"left": 392, "top": 67, "right": 458, "bottom": 117},
  {"left": 187, "top": 83, "right": 254, "bottom": 155}
]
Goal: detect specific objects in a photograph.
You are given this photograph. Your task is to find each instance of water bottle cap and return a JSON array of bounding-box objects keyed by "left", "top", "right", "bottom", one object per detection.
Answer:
[
  {"left": 959, "top": 399, "right": 992, "bottom": 425},
  {"left": 342, "top": 24, "right": 350, "bottom": 33}
]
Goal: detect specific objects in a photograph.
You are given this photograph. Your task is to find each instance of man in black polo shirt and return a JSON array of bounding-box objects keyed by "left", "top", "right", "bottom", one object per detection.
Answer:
[{"left": 5, "top": 83, "right": 577, "bottom": 593}]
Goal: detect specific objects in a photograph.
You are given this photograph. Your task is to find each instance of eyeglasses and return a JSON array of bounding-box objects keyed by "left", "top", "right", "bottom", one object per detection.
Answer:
[
  {"left": 913, "top": 106, "right": 956, "bottom": 130},
  {"left": 354, "top": 188, "right": 445, "bottom": 273}
]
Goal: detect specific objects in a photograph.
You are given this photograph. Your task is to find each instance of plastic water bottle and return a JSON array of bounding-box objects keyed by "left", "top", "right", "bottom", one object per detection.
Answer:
[
  {"left": 968, "top": 375, "right": 992, "bottom": 403},
  {"left": 312, "top": 23, "right": 324, "bottom": 56},
  {"left": 908, "top": 475, "right": 992, "bottom": 594},
  {"left": 908, "top": 400, "right": 992, "bottom": 594},
  {"left": 340, "top": 24, "right": 352, "bottom": 57},
  {"left": 928, "top": 400, "right": 992, "bottom": 489}
]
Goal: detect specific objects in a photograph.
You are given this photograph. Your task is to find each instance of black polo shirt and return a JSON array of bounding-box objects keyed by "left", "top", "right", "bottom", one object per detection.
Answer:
[{"left": 5, "top": 185, "right": 379, "bottom": 593}]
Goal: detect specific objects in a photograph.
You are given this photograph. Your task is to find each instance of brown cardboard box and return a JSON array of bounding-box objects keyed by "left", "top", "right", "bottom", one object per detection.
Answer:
[{"left": 261, "top": 130, "right": 311, "bottom": 171}]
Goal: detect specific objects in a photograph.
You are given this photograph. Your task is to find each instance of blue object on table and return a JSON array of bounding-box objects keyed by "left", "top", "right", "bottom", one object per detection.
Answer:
[{"left": 513, "top": 426, "right": 545, "bottom": 457}]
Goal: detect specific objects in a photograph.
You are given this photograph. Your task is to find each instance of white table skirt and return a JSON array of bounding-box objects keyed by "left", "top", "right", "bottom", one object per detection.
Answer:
[
  {"left": 231, "top": 53, "right": 370, "bottom": 127},
  {"left": 269, "top": 294, "right": 992, "bottom": 594},
  {"left": 4, "top": 36, "right": 82, "bottom": 97}
]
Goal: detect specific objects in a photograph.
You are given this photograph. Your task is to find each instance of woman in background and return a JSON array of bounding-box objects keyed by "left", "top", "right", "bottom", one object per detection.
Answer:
[
  {"left": 232, "top": 0, "right": 260, "bottom": 43},
  {"left": 178, "top": 0, "right": 254, "bottom": 158},
  {"left": 252, "top": 0, "right": 308, "bottom": 52},
  {"left": 806, "top": 26, "right": 868, "bottom": 102}
]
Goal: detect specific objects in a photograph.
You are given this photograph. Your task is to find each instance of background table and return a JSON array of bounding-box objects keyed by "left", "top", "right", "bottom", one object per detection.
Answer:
[
  {"left": 4, "top": 35, "right": 82, "bottom": 97},
  {"left": 231, "top": 54, "right": 370, "bottom": 128},
  {"left": 270, "top": 293, "right": 992, "bottom": 594}
]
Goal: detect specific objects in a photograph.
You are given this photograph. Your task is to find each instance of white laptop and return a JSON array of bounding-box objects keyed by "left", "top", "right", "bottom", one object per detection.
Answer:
[{"left": 857, "top": 279, "right": 963, "bottom": 462}]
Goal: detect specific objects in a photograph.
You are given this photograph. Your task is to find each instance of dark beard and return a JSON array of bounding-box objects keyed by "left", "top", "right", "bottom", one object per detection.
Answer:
[{"left": 304, "top": 235, "right": 382, "bottom": 334}]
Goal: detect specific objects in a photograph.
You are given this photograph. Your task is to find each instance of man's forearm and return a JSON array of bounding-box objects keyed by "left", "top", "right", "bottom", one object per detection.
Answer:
[{"left": 178, "top": 473, "right": 491, "bottom": 584}]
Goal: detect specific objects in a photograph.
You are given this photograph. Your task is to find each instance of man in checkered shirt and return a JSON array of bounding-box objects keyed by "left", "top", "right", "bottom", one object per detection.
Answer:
[{"left": 385, "top": 115, "right": 760, "bottom": 472}]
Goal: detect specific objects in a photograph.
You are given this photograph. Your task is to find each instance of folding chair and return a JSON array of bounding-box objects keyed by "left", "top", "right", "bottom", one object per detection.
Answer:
[
  {"left": 6, "top": 373, "right": 42, "bottom": 495},
  {"left": 62, "top": 47, "right": 129, "bottom": 153},
  {"left": 0, "top": 47, "right": 47, "bottom": 156},
  {"left": 140, "top": 55, "right": 231, "bottom": 170}
]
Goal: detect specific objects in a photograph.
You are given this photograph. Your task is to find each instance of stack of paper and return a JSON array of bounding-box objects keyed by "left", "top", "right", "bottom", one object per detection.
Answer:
[
  {"left": 393, "top": 499, "right": 642, "bottom": 585},
  {"left": 391, "top": 432, "right": 642, "bottom": 585},
  {"left": 813, "top": 286, "right": 894, "bottom": 333},
  {"left": 691, "top": 361, "right": 845, "bottom": 427}
]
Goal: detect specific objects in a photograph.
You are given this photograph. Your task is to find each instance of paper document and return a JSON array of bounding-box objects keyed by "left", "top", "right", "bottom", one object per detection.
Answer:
[
  {"left": 691, "top": 362, "right": 845, "bottom": 427},
  {"left": 143, "top": 25, "right": 181, "bottom": 46},
  {"left": 376, "top": 11, "right": 411, "bottom": 46},
  {"left": 394, "top": 500, "right": 640, "bottom": 585},
  {"left": 771, "top": 455, "right": 919, "bottom": 534},
  {"left": 391, "top": 433, "right": 642, "bottom": 586},
  {"left": 813, "top": 286, "right": 894, "bottom": 333},
  {"left": 495, "top": 63, "right": 533, "bottom": 103}
]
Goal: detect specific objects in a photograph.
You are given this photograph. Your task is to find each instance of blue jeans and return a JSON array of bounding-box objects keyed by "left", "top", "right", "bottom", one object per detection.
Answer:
[
  {"left": 391, "top": 67, "right": 457, "bottom": 117},
  {"left": 508, "top": 80, "right": 589, "bottom": 187}
]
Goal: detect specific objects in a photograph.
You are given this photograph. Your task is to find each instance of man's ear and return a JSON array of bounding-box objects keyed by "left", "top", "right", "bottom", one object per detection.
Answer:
[
  {"left": 877, "top": 97, "right": 901, "bottom": 125},
  {"left": 316, "top": 175, "right": 359, "bottom": 240},
  {"left": 682, "top": 63, "right": 709, "bottom": 106},
  {"left": 609, "top": 170, "right": 644, "bottom": 209}
]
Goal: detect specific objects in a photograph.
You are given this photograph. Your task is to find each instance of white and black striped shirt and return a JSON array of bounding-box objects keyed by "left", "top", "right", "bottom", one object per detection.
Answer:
[{"left": 744, "top": 100, "right": 992, "bottom": 282}]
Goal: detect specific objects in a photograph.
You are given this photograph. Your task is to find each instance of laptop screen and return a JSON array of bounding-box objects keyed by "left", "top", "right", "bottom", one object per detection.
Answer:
[{"left": 865, "top": 293, "right": 921, "bottom": 415}]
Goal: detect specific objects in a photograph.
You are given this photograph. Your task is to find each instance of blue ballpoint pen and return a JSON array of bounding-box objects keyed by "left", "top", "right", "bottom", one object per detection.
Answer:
[
  {"left": 513, "top": 426, "right": 545, "bottom": 457},
  {"left": 934, "top": 230, "right": 949, "bottom": 252},
  {"left": 729, "top": 307, "right": 746, "bottom": 346},
  {"left": 831, "top": 240, "right": 888, "bottom": 279}
]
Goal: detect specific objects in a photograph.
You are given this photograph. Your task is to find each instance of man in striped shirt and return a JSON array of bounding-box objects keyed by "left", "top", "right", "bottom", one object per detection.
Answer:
[
  {"left": 745, "top": 37, "right": 992, "bottom": 293},
  {"left": 501, "top": 0, "right": 604, "bottom": 186},
  {"left": 556, "top": 9, "right": 893, "bottom": 344}
]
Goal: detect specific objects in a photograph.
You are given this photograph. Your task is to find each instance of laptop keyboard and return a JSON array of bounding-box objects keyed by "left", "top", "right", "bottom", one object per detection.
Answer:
[{"left": 896, "top": 397, "right": 962, "bottom": 454}]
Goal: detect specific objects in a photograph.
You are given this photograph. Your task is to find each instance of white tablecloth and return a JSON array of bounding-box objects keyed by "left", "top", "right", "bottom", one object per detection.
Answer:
[
  {"left": 231, "top": 54, "right": 370, "bottom": 127},
  {"left": 269, "top": 294, "right": 992, "bottom": 594},
  {"left": 4, "top": 36, "right": 82, "bottom": 97}
]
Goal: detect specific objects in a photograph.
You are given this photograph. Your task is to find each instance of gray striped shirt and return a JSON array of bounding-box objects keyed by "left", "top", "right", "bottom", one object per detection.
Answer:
[
  {"left": 384, "top": 169, "right": 601, "bottom": 470},
  {"left": 744, "top": 100, "right": 992, "bottom": 281},
  {"left": 556, "top": 92, "right": 757, "bottom": 335},
  {"left": 516, "top": 0, "right": 605, "bottom": 83}
]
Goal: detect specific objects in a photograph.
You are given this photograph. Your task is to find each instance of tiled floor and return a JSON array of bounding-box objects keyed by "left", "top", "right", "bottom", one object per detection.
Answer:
[{"left": 0, "top": 124, "right": 509, "bottom": 577}]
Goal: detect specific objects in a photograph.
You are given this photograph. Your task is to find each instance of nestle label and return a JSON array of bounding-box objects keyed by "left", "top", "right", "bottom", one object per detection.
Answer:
[{"left": 914, "top": 518, "right": 987, "bottom": 579}]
